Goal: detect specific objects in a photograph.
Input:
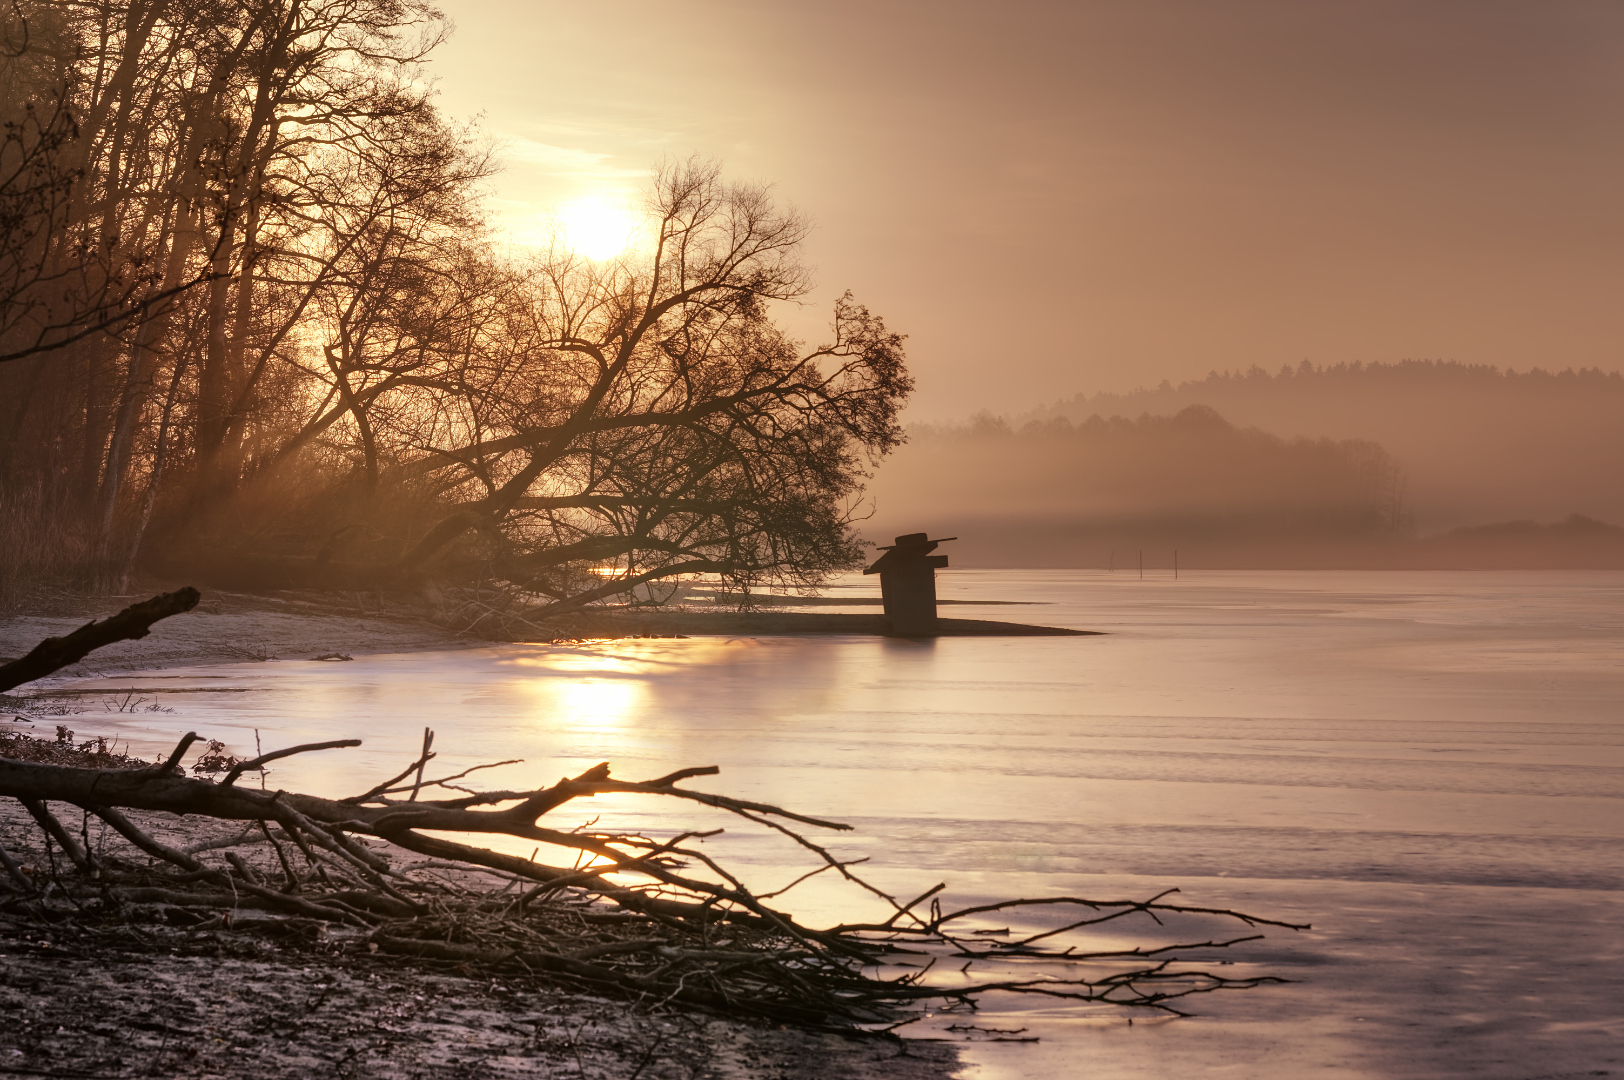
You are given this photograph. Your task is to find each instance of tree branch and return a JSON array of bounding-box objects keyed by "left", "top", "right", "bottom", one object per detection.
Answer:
[{"left": 0, "top": 588, "right": 201, "bottom": 693}]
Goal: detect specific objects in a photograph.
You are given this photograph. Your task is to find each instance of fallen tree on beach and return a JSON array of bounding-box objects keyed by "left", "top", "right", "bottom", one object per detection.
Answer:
[{"left": 0, "top": 590, "right": 1307, "bottom": 1032}]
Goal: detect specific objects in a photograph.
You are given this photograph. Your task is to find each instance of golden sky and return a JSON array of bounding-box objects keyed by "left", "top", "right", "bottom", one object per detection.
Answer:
[{"left": 427, "top": 0, "right": 1624, "bottom": 420}]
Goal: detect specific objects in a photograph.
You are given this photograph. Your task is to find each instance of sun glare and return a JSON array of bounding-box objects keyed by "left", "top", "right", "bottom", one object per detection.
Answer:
[{"left": 558, "top": 196, "right": 638, "bottom": 260}]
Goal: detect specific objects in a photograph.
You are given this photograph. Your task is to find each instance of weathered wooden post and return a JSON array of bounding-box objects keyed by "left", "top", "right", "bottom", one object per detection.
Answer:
[{"left": 863, "top": 532, "right": 955, "bottom": 637}]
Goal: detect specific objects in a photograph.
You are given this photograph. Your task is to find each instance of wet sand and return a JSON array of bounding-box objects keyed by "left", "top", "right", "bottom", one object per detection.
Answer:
[
  {"left": 0, "top": 799, "right": 958, "bottom": 1080},
  {"left": 0, "top": 586, "right": 1086, "bottom": 680}
]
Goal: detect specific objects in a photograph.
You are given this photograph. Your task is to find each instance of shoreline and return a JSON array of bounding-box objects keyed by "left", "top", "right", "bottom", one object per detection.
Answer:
[
  {"left": 0, "top": 586, "right": 1094, "bottom": 678},
  {"left": 0, "top": 801, "right": 959, "bottom": 1080},
  {"left": 0, "top": 590, "right": 970, "bottom": 1079}
]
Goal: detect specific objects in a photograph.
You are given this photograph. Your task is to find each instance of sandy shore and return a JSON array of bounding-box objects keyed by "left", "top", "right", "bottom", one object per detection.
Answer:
[
  {"left": 0, "top": 801, "right": 958, "bottom": 1080},
  {"left": 0, "top": 586, "right": 478, "bottom": 675},
  {"left": 0, "top": 590, "right": 966, "bottom": 1079},
  {"left": 0, "top": 583, "right": 1087, "bottom": 679},
  {"left": 0, "top": 945, "right": 957, "bottom": 1080}
]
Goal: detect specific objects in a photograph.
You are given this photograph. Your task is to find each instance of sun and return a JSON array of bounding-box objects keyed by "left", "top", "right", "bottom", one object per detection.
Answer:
[{"left": 558, "top": 196, "right": 638, "bottom": 260}]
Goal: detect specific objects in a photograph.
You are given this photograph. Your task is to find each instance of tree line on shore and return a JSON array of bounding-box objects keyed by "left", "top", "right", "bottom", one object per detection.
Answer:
[
  {"left": 865, "top": 400, "right": 1624, "bottom": 568},
  {"left": 0, "top": 0, "right": 910, "bottom": 610},
  {"left": 866, "top": 405, "right": 1411, "bottom": 562},
  {"left": 1028, "top": 360, "right": 1624, "bottom": 531}
]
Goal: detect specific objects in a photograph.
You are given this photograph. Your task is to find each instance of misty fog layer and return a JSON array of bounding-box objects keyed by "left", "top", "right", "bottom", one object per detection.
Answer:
[
  {"left": 1033, "top": 361, "right": 1624, "bottom": 530},
  {"left": 865, "top": 364, "right": 1624, "bottom": 568},
  {"left": 864, "top": 406, "right": 1408, "bottom": 568}
]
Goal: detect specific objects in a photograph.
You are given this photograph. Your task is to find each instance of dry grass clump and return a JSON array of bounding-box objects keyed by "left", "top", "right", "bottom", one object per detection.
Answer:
[
  {"left": 0, "top": 726, "right": 151, "bottom": 769},
  {"left": 0, "top": 729, "right": 253, "bottom": 776},
  {"left": 0, "top": 487, "right": 97, "bottom": 613}
]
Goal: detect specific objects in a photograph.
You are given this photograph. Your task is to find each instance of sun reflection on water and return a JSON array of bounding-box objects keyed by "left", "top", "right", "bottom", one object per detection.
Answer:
[{"left": 556, "top": 677, "right": 645, "bottom": 726}]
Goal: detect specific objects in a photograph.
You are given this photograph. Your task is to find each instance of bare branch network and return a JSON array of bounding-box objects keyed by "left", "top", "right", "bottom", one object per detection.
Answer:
[
  {"left": 2, "top": 0, "right": 912, "bottom": 607},
  {"left": 0, "top": 591, "right": 1306, "bottom": 1032}
]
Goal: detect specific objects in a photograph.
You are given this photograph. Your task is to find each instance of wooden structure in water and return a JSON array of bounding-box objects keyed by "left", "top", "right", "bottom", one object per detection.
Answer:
[{"left": 863, "top": 533, "right": 955, "bottom": 636}]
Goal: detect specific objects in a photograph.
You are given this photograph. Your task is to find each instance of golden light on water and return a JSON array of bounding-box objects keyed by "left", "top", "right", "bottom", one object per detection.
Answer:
[
  {"left": 507, "top": 648, "right": 661, "bottom": 729},
  {"left": 557, "top": 196, "right": 638, "bottom": 260},
  {"left": 557, "top": 678, "right": 644, "bottom": 724},
  {"left": 502, "top": 639, "right": 751, "bottom": 732}
]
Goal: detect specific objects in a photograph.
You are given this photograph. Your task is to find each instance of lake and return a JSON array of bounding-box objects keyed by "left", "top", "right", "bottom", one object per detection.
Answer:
[{"left": 41, "top": 570, "right": 1624, "bottom": 1079}]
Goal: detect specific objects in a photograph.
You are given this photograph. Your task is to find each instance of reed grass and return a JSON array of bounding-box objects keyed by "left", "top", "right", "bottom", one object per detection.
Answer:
[{"left": 0, "top": 485, "right": 97, "bottom": 612}]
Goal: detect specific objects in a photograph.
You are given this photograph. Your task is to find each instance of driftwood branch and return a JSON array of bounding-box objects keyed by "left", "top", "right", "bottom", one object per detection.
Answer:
[
  {"left": 219, "top": 739, "right": 362, "bottom": 786},
  {"left": 154, "top": 731, "right": 202, "bottom": 773},
  {"left": 0, "top": 611, "right": 1307, "bottom": 1030},
  {"left": 0, "top": 587, "right": 201, "bottom": 692},
  {"left": 0, "top": 735, "right": 1307, "bottom": 1026}
]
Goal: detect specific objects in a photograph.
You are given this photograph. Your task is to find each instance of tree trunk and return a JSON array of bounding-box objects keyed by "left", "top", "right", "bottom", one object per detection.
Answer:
[
  {"left": 95, "top": 203, "right": 195, "bottom": 547},
  {"left": 116, "top": 355, "right": 189, "bottom": 591},
  {"left": 76, "top": 340, "right": 116, "bottom": 512},
  {"left": 0, "top": 356, "right": 49, "bottom": 481}
]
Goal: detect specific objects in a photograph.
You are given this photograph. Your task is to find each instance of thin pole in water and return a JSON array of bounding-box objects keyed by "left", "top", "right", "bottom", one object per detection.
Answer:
[
  {"left": 1174, "top": 550, "right": 1179, "bottom": 580},
  {"left": 1138, "top": 549, "right": 1143, "bottom": 580}
]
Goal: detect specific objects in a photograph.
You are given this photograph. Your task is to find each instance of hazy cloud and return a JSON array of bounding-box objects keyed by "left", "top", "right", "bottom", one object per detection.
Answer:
[{"left": 496, "top": 135, "right": 648, "bottom": 180}]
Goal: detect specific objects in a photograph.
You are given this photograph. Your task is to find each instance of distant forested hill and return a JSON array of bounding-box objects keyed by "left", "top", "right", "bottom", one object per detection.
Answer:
[
  {"left": 1026, "top": 361, "right": 1624, "bottom": 531},
  {"left": 863, "top": 406, "right": 1411, "bottom": 567}
]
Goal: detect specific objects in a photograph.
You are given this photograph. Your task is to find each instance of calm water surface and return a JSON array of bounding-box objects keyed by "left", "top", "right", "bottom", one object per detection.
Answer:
[{"left": 46, "top": 571, "right": 1624, "bottom": 1079}]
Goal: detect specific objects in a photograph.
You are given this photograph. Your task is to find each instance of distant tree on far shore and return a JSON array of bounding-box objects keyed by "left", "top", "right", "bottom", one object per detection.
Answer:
[
  {"left": 1028, "top": 361, "right": 1624, "bottom": 530},
  {"left": 866, "top": 405, "right": 1408, "bottom": 565}
]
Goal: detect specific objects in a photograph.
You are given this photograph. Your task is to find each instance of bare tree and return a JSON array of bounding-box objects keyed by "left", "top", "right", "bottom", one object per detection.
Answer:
[
  {"left": 1, "top": 7, "right": 908, "bottom": 613},
  {"left": 364, "top": 160, "right": 911, "bottom": 606},
  {"left": 0, "top": 0, "right": 484, "bottom": 589}
]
